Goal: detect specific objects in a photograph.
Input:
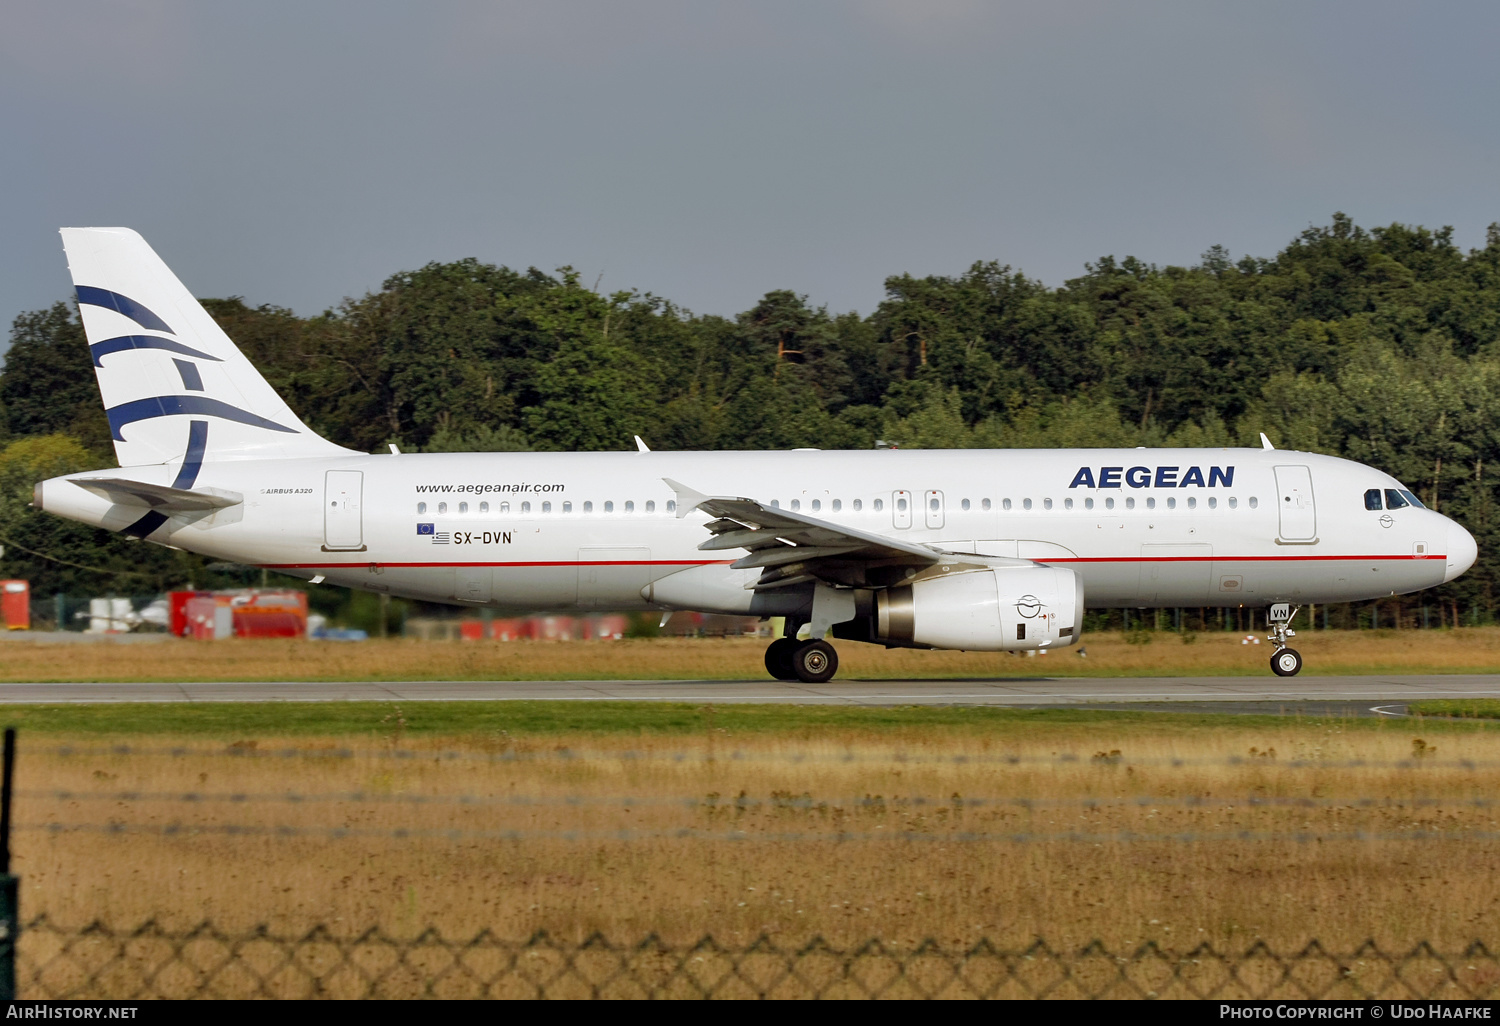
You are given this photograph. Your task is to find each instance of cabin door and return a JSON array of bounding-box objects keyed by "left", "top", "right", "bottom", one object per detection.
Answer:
[
  {"left": 1273, "top": 465, "right": 1317, "bottom": 541},
  {"left": 323, "top": 470, "right": 364, "bottom": 551}
]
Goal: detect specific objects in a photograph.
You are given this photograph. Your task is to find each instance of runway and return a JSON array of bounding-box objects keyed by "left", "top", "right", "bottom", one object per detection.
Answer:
[{"left": 0, "top": 675, "right": 1497, "bottom": 713}]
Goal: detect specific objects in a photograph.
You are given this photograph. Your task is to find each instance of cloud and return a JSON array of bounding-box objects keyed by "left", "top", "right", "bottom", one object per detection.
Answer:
[{"left": 0, "top": 0, "right": 190, "bottom": 90}]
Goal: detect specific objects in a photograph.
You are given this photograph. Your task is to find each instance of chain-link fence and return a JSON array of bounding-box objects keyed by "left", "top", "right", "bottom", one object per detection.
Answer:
[{"left": 17, "top": 920, "right": 1500, "bottom": 999}]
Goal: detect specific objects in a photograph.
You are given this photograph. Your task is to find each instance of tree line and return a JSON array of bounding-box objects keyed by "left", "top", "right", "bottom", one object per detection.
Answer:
[{"left": 2, "top": 213, "right": 1498, "bottom": 627}]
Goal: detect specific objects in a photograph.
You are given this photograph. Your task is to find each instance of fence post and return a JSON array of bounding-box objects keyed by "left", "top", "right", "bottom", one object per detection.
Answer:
[{"left": 0, "top": 727, "right": 17, "bottom": 1000}]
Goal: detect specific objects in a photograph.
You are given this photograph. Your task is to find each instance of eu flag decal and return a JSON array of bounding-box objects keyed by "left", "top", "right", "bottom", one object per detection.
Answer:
[{"left": 417, "top": 523, "right": 435, "bottom": 535}]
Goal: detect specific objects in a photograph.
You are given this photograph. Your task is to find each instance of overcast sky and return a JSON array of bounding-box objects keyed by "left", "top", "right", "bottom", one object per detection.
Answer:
[{"left": 3, "top": 0, "right": 1499, "bottom": 339}]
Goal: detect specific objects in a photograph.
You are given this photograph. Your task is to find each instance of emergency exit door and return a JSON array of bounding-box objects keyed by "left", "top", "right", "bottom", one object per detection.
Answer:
[
  {"left": 324, "top": 470, "right": 365, "bottom": 551},
  {"left": 893, "top": 490, "right": 913, "bottom": 529},
  {"left": 924, "top": 490, "right": 945, "bottom": 529},
  {"left": 1273, "top": 465, "right": 1317, "bottom": 541}
]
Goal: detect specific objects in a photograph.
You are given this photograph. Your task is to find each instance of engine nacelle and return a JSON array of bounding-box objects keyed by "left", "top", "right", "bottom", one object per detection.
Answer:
[{"left": 873, "top": 565, "right": 1083, "bottom": 651}]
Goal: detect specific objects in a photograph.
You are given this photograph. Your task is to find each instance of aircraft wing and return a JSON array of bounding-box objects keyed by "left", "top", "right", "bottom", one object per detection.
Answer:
[
  {"left": 70, "top": 477, "right": 244, "bottom": 512},
  {"left": 665, "top": 477, "right": 981, "bottom": 591}
]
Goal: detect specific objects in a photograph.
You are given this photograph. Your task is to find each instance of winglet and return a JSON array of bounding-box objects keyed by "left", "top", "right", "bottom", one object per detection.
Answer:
[
  {"left": 662, "top": 477, "right": 710, "bottom": 518},
  {"left": 1260, "top": 432, "right": 1274, "bottom": 450},
  {"left": 635, "top": 435, "right": 651, "bottom": 453}
]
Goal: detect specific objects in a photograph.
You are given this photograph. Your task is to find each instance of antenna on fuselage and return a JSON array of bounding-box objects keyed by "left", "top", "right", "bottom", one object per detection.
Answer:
[{"left": 1260, "top": 432, "right": 1275, "bottom": 450}]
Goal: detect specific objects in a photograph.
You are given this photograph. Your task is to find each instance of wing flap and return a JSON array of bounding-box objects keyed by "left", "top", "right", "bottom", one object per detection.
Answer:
[{"left": 664, "top": 478, "right": 944, "bottom": 591}]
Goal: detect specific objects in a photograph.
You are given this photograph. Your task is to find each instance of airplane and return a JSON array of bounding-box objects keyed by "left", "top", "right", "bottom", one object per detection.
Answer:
[{"left": 30, "top": 228, "right": 1478, "bottom": 680}]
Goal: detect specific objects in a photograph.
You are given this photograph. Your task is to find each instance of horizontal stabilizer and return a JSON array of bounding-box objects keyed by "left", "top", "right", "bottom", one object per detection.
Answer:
[{"left": 71, "top": 477, "right": 243, "bottom": 511}]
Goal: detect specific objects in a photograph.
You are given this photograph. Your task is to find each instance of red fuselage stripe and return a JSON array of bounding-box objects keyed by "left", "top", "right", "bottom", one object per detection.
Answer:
[{"left": 262, "top": 554, "right": 1445, "bottom": 570}]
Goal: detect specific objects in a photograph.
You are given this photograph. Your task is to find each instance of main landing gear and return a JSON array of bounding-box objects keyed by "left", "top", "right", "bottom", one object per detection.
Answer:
[
  {"left": 1267, "top": 603, "right": 1302, "bottom": 677},
  {"left": 764, "top": 633, "right": 839, "bottom": 684}
]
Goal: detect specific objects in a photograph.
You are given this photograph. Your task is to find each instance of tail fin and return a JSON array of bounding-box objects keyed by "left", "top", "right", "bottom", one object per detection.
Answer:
[{"left": 59, "top": 227, "right": 356, "bottom": 467}]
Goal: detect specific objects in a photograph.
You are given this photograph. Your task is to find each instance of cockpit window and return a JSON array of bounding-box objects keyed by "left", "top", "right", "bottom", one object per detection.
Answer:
[
  {"left": 1364, "top": 489, "right": 1382, "bottom": 511},
  {"left": 1400, "top": 489, "right": 1426, "bottom": 509},
  {"left": 1384, "top": 489, "right": 1408, "bottom": 510}
]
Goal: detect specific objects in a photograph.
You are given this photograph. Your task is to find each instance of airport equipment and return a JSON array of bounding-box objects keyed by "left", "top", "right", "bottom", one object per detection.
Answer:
[{"left": 0, "top": 583, "right": 26, "bottom": 631}]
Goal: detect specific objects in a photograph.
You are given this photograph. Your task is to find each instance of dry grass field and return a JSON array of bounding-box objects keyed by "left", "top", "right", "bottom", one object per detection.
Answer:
[
  {"left": 15, "top": 713, "right": 1500, "bottom": 965},
  {"left": 5, "top": 626, "right": 1500, "bottom": 681}
]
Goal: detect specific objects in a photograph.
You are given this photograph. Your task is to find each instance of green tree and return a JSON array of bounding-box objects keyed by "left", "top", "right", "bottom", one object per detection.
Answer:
[{"left": 0, "top": 305, "right": 111, "bottom": 460}]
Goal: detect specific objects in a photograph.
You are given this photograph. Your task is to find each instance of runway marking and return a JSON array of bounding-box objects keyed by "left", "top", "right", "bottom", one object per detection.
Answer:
[{"left": 0, "top": 676, "right": 1498, "bottom": 705}]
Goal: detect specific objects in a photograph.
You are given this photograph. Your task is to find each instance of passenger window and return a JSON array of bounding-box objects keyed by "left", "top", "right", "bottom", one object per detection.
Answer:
[
  {"left": 1249, "top": 497, "right": 1258, "bottom": 509},
  {"left": 1187, "top": 497, "right": 1197, "bottom": 509},
  {"left": 562, "top": 501, "right": 572, "bottom": 513},
  {"left": 1085, "top": 498, "right": 1094, "bottom": 510},
  {"left": 791, "top": 499, "right": 801, "bottom": 511},
  {"left": 1145, "top": 497, "right": 1155, "bottom": 510},
  {"left": 932, "top": 497, "right": 941, "bottom": 511},
  {"left": 981, "top": 499, "right": 991, "bottom": 511},
  {"left": 417, "top": 502, "right": 427, "bottom": 514},
  {"left": 1105, "top": 498, "right": 1115, "bottom": 510},
  {"left": 895, "top": 497, "right": 906, "bottom": 512},
  {"left": 1043, "top": 498, "right": 1053, "bottom": 510},
  {"left": 480, "top": 501, "right": 489, "bottom": 513},
  {"left": 645, "top": 500, "right": 655, "bottom": 513},
  {"left": 961, "top": 498, "right": 971, "bottom": 511},
  {"left": 624, "top": 500, "right": 634, "bottom": 513},
  {"left": 770, "top": 500, "right": 780, "bottom": 508},
  {"left": 583, "top": 501, "right": 593, "bottom": 513},
  {"left": 1002, "top": 498, "right": 1012, "bottom": 511},
  {"left": 1364, "top": 489, "right": 1383, "bottom": 511},
  {"left": 1384, "top": 489, "right": 1408, "bottom": 510},
  {"left": 438, "top": 502, "right": 447, "bottom": 514},
  {"left": 459, "top": 502, "right": 468, "bottom": 514},
  {"left": 525, "top": 501, "right": 534, "bottom": 513},
  {"left": 812, "top": 499, "right": 821, "bottom": 511},
  {"left": 1124, "top": 497, "right": 1134, "bottom": 510},
  {"left": 667, "top": 500, "right": 677, "bottom": 513},
  {"left": 1064, "top": 498, "right": 1074, "bottom": 510},
  {"left": 499, "top": 502, "right": 509, "bottom": 514},
  {"left": 1167, "top": 497, "right": 1176, "bottom": 509},
  {"left": 873, "top": 498, "right": 883, "bottom": 511},
  {"left": 603, "top": 501, "right": 613, "bottom": 513},
  {"left": 1228, "top": 497, "right": 1237, "bottom": 509},
  {"left": 1399, "top": 489, "right": 1425, "bottom": 509},
  {"left": 1208, "top": 497, "right": 1217, "bottom": 509},
  {"left": 832, "top": 499, "right": 841, "bottom": 512},
  {"left": 853, "top": 499, "right": 862, "bottom": 511},
  {"left": 1023, "top": 498, "right": 1033, "bottom": 510}
]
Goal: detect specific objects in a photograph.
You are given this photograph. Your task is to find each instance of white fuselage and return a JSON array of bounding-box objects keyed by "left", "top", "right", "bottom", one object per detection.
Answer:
[{"left": 40, "top": 447, "right": 1476, "bottom": 616}]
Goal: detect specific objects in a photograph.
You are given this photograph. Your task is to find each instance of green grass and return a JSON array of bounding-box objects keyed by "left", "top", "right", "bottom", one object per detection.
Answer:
[
  {"left": 1408, "top": 700, "right": 1500, "bottom": 720},
  {"left": 0, "top": 699, "right": 1485, "bottom": 739}
]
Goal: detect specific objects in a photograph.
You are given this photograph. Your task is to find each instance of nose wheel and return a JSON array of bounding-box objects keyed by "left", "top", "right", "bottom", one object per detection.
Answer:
[
  {"left": 1270, "top": 647, "right": 1303, "bottom": 676},
  {"left": 763, "top": 637, "right": 839, "bottom": 683},
  {"left": 1266, "top": 605, "right": 1302, "bottom": 676}
]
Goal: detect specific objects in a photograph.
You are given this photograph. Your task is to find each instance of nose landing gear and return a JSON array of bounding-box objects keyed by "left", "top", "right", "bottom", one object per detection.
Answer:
[
  {"left": 1270, "top": 646, "right": 1303, "bottom": 676},
  {"left": 1267, "top": 603, "right": 1302, "bottom": 677},
  {"left": 763, "top": 627, "right": 840, "bottom": 684}
]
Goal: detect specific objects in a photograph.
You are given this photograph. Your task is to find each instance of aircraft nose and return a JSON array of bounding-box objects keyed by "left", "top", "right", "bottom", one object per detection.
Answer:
[{"left": 1445, "top": 519, "right": 1478, "bottom": 583}]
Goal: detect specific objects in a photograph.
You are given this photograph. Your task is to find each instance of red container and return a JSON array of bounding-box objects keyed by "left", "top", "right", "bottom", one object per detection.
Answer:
[
  {"left": 1, "top": 581, "right": 29, "bottom": 631},
  {"left": 231, "top": 591, "right": 308, "bottom": 639},
  {"left": 459, "top": 620, "right": 485, "bottom": 641},
  {"left": 489, "top": 618, "right": 530, "bottom": 641},
  {"left": 182, "top": 596, "right": 225, "bottom": 639},
  {"left": 169, "top": 591, "right": 211, "bottom": 637}
]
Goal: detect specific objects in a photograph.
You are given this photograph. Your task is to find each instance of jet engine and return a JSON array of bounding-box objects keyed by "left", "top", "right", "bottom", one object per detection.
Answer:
[{"left": 868, "top": 564, "right": 1083, "bottom": 652}]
